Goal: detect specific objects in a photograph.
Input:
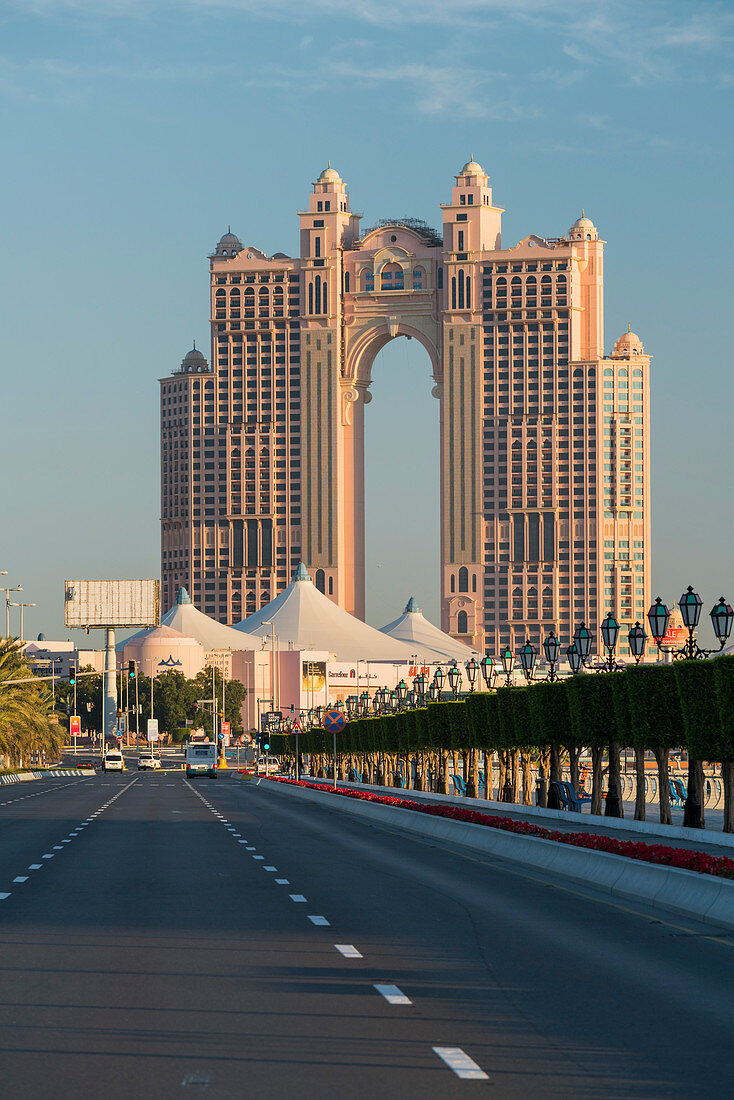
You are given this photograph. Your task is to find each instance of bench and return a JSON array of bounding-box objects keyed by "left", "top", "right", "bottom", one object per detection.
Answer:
[
  {"left": 550, "top": 780, "right": 592, "bottom": 813},
  {"left": 450, "top": 774, "right": 467, "bottom": 797},
  {"left": 670, "top": 777, "right": 687, "bottom": 807}
]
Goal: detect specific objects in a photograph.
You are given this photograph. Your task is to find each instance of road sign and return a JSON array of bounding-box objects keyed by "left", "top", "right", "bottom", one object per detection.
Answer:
[
  {"left": 324, "top": 709, "right": 345, "bottom": 734},
  {"left": 147, "top": 718, "right": 159, "bottom": 742},
  {"left": 221, "top": 721, "right": 230, "bottom": 738},
  {"left": 70, "top": 716, "right": 81, "bottom": 736},
  {"left": 262, "top": 710, "right": 282, "bottom": 732},
  {"left": 290, "top": 716, "right": 304, "bottom": 736}
]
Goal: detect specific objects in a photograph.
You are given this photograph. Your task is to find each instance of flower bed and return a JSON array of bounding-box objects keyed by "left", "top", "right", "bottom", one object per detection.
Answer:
[{"left": 269, "top": 777, "right": 734, "bottom": 881}]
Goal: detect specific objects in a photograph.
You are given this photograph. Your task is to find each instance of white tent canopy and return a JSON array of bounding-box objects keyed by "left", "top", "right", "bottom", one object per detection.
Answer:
[
  {"left": 121, "top": 588, "right": 257, "bottom": 652},
  {"left": 380, "top": 597, "right": 481, "bottom": 662},
  {"left": 234, "top": 564, "right": 416, "bottom": 662}
]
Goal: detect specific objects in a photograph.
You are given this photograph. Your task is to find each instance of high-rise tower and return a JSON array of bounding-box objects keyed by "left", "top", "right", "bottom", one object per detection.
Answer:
[{"left": 159, "top": 162, "right": 651, "bottom": 659}]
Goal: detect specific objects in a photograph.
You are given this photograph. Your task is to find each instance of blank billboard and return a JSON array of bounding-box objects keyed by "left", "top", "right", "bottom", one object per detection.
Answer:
[{"left": 64, "top": 579, "right": 160, "bottom": 628}]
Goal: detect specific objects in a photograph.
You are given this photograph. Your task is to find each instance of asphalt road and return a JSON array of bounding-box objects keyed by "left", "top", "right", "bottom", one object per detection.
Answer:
[{"left": 0, "top": 772, "right": 732, "bottom": 1098}]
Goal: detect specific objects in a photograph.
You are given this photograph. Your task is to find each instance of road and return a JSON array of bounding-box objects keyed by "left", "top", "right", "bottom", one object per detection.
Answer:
[{"left": 0, "top": 771, "right": 732, "bottom": 1098}]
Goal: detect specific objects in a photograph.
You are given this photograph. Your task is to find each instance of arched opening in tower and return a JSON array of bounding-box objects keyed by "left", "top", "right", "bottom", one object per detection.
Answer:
[{"left": 364, "top": 336, "right": 439, "bottom": 628}]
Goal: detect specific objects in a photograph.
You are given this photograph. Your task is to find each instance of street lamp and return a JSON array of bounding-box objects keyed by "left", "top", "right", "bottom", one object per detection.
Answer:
[
  {"left": 500, "top": 646, "right": 514, "bottom": 687},
  {"left": 9, "top": 601, "right": 36, "bottom": 641},
  {"left": 566, "top": 642, "right": 583, "bottom": 674},
  {"left": 573, "top": 622, "right": 593, "bottom": 665},
  {"left": 628, "top": 621, "right": 647, "bottom": 663},
  {"left": 2, "top": 584, "right": 22, "bottom": 639},
  {"left": 598, "top": 612, "right": 624, "bottom": 672},
  {"left": 414, "top": 673, "right": 427, "bottom": 704},
  {"left": 396, "top": 679, "right": 408, "bottom": 709},
  {"left": 433, "top": 666, "right": 445, "bottom": 701},
  {"left": 465, "top": 658, "right": 479, "bottom": 692},
  {"left": 518, "top": 640, "right": 536, "bottom": 681},
  {"left": 447, "top": 664, "right": 462, "bottom": 698},
  {"left": 427, "top": 679, "right": 439, "bottom": 703},
  {"left": 542, "top": 631, "right": 561, "bottom": 682},
  {"left": 480, "top": 654, "right": 496, "bottom": 691},
  {"left": 648, "top": 588, "right": 733, "bottom": 660}
]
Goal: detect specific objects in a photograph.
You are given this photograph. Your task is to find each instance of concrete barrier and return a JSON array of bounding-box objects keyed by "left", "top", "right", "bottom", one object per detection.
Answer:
[
  {"left": 263, "top": 780, "right": 734, "bottom": 934},
  {"left": 0, "top": 769, "right": 95, "bottom": 785}
]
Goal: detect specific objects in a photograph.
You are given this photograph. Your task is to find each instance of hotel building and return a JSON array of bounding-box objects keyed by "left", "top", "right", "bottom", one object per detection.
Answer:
[{"left": 159, "top": 160, "right": 651, "bottom": 658}]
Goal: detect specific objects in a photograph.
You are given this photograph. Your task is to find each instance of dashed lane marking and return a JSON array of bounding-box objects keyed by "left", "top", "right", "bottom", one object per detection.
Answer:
[
  {"left": 275, "top": 879, "right": 290, "bottom": 885},
  {"left": 252, "top": 855, "right": 265, "bottom": 860},
  {"left": 41, "top": 854, "right": 54, "bottom": 860},
  {"left": 28, "top": 865, "right": 41, "bottom": 870},
  {"left": 374, "top": 984, "right": 412, "bottom": 1005},
  {"left": 433, "top": 1047, "right": 489, "bottom": 1080},
  {"left": 0, "top": 893, "right": 10, "bottom": 900},
  {"left": 307, "top": 915, "right": 330, "bottom": 926},
  {"left": 335, "top": 944, "right": 362, "bottom": 958},
  {"left": 264, "top": 866, "right": 277, "bottom": 871},
  {"left": 13, "top": 877, "right": 28, "bottom": 883},
  {"left": 289, "top": 894, "right": 307, "bottom": 902}
]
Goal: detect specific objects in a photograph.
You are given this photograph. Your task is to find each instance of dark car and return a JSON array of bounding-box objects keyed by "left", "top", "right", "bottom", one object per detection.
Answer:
[{"left": 76, "top": 759, "right": 96, "bottom": 770}]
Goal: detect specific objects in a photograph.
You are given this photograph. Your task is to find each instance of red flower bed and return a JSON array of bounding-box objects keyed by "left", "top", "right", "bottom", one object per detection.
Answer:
[{"left": 268, "top": 777, "right": 734, "bottom": 881}]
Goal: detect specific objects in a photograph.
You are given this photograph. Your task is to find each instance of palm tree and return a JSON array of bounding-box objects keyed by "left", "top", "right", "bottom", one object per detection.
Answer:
[{"left": 0, "top": 639, "right": 64, "bottom": 769}]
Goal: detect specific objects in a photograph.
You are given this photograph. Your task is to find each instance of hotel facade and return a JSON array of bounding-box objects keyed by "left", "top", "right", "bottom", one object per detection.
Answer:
[{"left": 159, "top": 160, "right": 651, "bottom": 658}]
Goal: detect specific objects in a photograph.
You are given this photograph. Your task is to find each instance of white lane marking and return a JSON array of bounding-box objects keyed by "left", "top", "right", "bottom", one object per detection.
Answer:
[
  {"left": 42, "top": 854, "right": 54, "bottom": 859},
  {"left": 52, "top": 846, "right": 63, "bottom": 850},
  {"left": 237, "top": 840, "right": 249, "bottom": 844},
  {"left": 335, "top": 944, "right": 362, "bottom": 958},
  {"left": 433, "top": 1047, "right": 489, "bottom": 1080},
  {"left": 289, "top": 894, "right": 307, "bottom": 902},
  {"left": 263, "top": 866, "right": 277, "bottom": 871},
  {"left": 0, "top": 893, "right": 10, "bottom": 900},
  {"left": 13, "top": 877, "right": 28, "bottom": 883},
  {"left": 61, "top": 840, "right": 71, "bottom": 844},
  {"left": 252, "top": 855, "right": 265, "bottom": 861},
  {"left": 28, "top": 864, "right": 42, "bottom": 870},
  {"left": 232, "top": 833, "right": 241, "bottom": 837},
  {"left": 374, "top": 984, "right": 412, "bottom": 1005},
  {"left": 307, "top": 915, "right": 330, "bottom": 926},
  {"left": 275, "top": 879, "right": 290, "bottom": 885},
  {"left": 245, "top": 846, "right": 256, "bottom": 851}
]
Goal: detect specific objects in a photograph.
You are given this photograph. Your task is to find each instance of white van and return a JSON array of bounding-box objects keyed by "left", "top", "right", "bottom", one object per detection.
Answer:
[
  {"left": 103, "top": 750, "right": 125, "bottom": 772},
  {"left": 186, "top": 742, "right": 217, "bottom": 778}
]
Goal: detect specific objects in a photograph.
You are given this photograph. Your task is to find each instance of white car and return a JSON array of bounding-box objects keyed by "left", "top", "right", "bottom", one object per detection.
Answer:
[
  {"left": 102, "top": 751, "right": 124, "bottom": 772},
  {"left": 138, "top": 754, "right": 162, "bottom": 770}
]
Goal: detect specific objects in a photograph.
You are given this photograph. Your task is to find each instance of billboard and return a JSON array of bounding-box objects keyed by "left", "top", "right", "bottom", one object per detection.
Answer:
[
  {"left": 70, "top": 716, "right": 81, "bottom": 736},
  {"left": 64, "top": 579, "right": 160, "bottom": 629},
  {"left": 147, "top": 718, "right": 159, "bottom": 741}
]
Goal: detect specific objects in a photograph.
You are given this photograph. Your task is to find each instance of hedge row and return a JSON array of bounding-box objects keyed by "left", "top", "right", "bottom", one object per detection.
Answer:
[{"left": 269, "top": 658, "right": 734, "bottom": 763}]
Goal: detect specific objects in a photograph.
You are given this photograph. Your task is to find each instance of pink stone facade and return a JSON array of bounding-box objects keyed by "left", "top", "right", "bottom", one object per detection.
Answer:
[{"left": 160, "top": 162, "right": 651, "bottom": 658}]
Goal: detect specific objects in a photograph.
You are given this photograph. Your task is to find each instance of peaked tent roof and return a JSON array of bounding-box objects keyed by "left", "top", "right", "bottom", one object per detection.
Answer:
[
  {"left": 234, "top": 564, "right": 416, "bottom": 662},
  {"left": 380, "top": 597, "right": 481, "bottom": 662},
  {"left": 120, "top": 588, "right": 257, "bottom": 652}
]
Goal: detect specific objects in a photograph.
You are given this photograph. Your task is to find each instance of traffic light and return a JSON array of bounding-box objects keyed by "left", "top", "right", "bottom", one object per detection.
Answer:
[
  {"left": 263, "top": 741, "right": 270, "bottom": 752},
  {"left": 128, "top": 660, "right": 136, "bottom": 680},
  {"left": 68, "top": 666, "right": 76, "bottom": 687}
]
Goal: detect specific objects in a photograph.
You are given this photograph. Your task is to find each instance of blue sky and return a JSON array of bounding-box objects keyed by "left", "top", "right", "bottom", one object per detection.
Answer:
[{"left": 1, "top": 0, "right": 732, "bottom": 645}]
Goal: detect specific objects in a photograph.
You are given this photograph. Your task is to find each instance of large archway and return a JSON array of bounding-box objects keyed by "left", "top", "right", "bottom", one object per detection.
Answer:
[{"left": 363, "top": 336, "right": 439, "bottom": 628}]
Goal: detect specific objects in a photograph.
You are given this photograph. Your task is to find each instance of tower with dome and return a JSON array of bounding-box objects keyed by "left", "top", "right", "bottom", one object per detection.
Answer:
[{"left": 158, "top": 161, "right": 651, "bottom": 660}]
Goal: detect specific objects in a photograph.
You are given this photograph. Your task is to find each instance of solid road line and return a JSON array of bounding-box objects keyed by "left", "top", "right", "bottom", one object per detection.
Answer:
[{"left": 433, "top": 1047, "right": 489, "bottom": 1081}]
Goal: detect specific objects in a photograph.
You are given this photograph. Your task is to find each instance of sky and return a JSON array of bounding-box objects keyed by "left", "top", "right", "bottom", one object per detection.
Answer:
[{"left": 1, "top": 0, "right": 733, "bottom": 648}]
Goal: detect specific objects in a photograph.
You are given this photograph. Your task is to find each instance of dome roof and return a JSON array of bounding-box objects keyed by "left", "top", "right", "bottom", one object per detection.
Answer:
[
  {"left": 135, "top": 625, "right": 203, "bottom": 650},
  {"left": 217, "top": 231, "right": 242, "bottom": 247},
  {"left": 317, "top": 164, "right": 342, "bottom": 184},
  {"left": 569, "top": 211, "right": 598, "bottom": 239},
  {"left": 181, "top": 346, "right": 207, "bottom": 366},
  {"left": 212, "top": 229, "right": 242, "bottom": 257},
  {"left": 458, "top": 157, "right": 485, "bottom": 177},
  {"left": 572, "top": 215, "right": 595, "bottom": 229},
  {"left": 380, "top": 597, "right": 481, "bottom": 662},
  {"left": 613, "top": 327, "right": 644, "bottom": 357}
]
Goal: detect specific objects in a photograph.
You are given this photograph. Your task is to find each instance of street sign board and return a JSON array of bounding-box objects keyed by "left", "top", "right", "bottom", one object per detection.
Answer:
[
  {"left": 221, "top": 721, "right": 231, "bottom": 738},
  {"left": 70, "top": 716, "right": 81, "bottom": 736},
  {"left": 324, "top": 709, "right": 345, "bottom": 734},
  {"left": 262, "top": 710, "right": 282, "bottom": 731},
  {"left": 147, "top": 718, "right": 159, "bottom": 742}
]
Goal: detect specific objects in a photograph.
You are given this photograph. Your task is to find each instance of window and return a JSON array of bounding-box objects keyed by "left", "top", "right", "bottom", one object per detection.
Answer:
[
  {"left": 381, "top": 262, "right": 404, "bottom": 290},
  {"left": 458, "top": 566, "right": 469, "bottom": 592},
  {"left": 328, "top": 576, "right": 333, "bottom": 595},
  {"left": 458, "top": 230, "right": 465, "bottom": 252},
  {"left": 315, "top": 569, "right": 325, "bottom": 593},
  {"left": 412, "top": 267, "right": 424, "bottom": 289},
  {"left": 344, "top": 271, "right": 350, "bottom": 293},
  {"left": 364, "top": 270, "right": 374, "bottom": 291},
  {"left": 314, "top": 236, "right": 321, "bottom": 258},
  {"left": 457, "top": 610, "right": 468, "bottom": 634}
]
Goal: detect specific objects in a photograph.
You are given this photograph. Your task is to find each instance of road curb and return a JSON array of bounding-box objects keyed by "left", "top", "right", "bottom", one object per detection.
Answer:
[{"left": 262, "top": 780, "right": 734, "bottom": 934}]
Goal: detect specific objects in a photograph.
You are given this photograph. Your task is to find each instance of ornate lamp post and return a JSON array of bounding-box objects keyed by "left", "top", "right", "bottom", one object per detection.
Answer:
[
  {"left": 598, "top": 612, "right": 625, "bottom": 672},
  {"left": 566, "top": 642, "right": 583, "bottom": 674},
  {"left": 647, "top": 589, "right": 733, "bottom": 660},
  {"left": 573, "top": 622, "right": 593, "bottom": 666},
  {"left": 359, "top": 691, "right": 369, "bottom": 715},
  {"left": 465, "top": 658, "right": 479, "bottom": 692},
  {"left": 628, "top": 621, "right": 647, "bottom": 664},
  {"left": 447, "top": 664, "right": 462, "bottom": 698},
  {"left": 427, "top": 679, "right": 439, "bottom": 703},
  {"left": 518, "top": 641, "right": 536, "bottom": 682},
  {"left": 480, "top": 654, "right": 496, "bottom": 691},
  {"left": 542, "top": 631, "right": 561, "bottom": 682},
  {"left": 414, "top": 673, "right": 427, "bottom": 705},
  {"left": 433, "top": 666, "right": 445, "bottom": 701},
  {"left": 500, "top": 646, "right": 514, "bottom": 687},
  {"left": 396, "top": 679, "right": 408, "bottom": 710}
]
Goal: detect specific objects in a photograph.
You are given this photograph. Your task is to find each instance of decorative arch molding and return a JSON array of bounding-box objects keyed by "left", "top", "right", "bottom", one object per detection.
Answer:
[{"left": 343, "top": 319, "right": 440, "bottom": 392}]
